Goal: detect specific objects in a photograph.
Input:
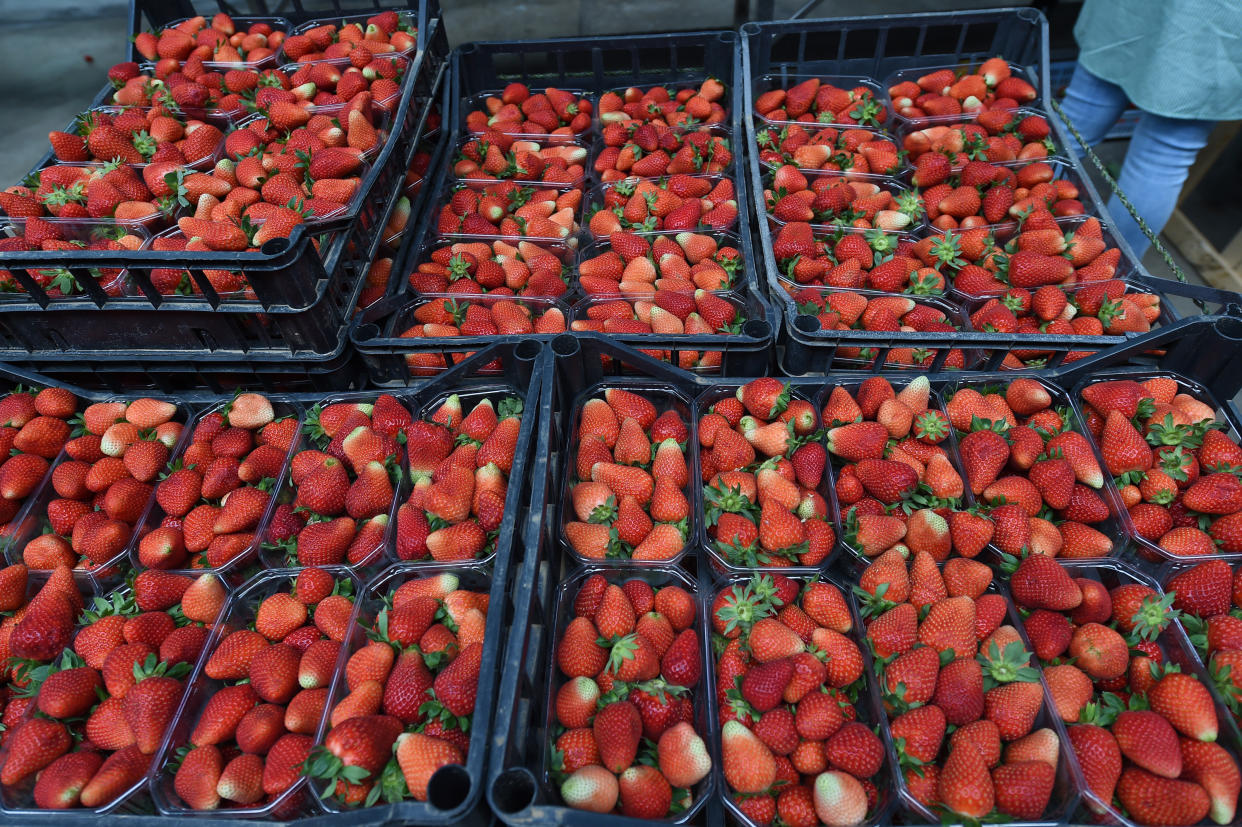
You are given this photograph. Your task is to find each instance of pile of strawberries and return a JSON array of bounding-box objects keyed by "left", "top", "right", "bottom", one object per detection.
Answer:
[
  {"left": 755, "top": 123, "right": 904, "bottom": 178},
  {"left": 564, "top": 388, "right": 692, "bottom": 562},
  {"left": 788, "top": 291, "right": 967, "bottom": 369},
  {"left": 453, "top": 135, "right": 587, "bottom": 186},
  {"left": 594, "top": 124, "right": 733, "bottom": 181},
  {"left": 4, "top": 163, "right": 165, "bottom": 226},
  {"left": 554, "top": 573, "right": 709, "bottom": 817},
  {"left": 713, "top": 573, "right": 883, "bottom": 826},
  {"left": 281, "top": 13, "right": 417, "bottom": 63},
  {"left": 437, "top": 181, "right": 581, "bottom": 241},
  {"left": 597, "top": 80, "right": 728, "bottom": 129},
  {"left": 902, "top": 113, "right": 1056, "bottom": 168},
  {"left": 275, "top": 53, "right": 409, "bottom": 112},
  {"left": 823, "top": 377, "right": 969, "bottom": 560},
  {"left": 967, "top": 279, "right": 1162, "bottom": 368},
  {"left": 569, "top": 291, "right": 745, "bottom": 360},
  {"left": 0, "top": 219, "right": 139, "bottom": 298},
  {"left": 920, "top": 214, "right": 1126, "bottom": 297},
  {"left": 394, "top": 394, "right": 522, "bottom": 561},
  {"left": 1010, "top": 555, "right": 1238, "bottom": 826},
  {"left": 163, "top": 568, "right": 355, "bottom": 812},
  {"left": 945, "top": 378, "right": 1117, "bottom": 558},
  {"left": 403, "top": 295, "right": 566, "bottom": 339},
  {"left": 138, "top": 392, "right": 294, "bottom": 571},
  {"left": 464, "top": 85, "right": 593, "bottom": 139},
  {"left": 888, "top": 58, "right": 1038, "bottom": 121},
  {"left": 700, "top": 378, "right": 834, "bottom": 568},
  {"left": 312, "top": 570, "right": 488, "bottom": 807},
  {"left": 764, "top": 170, "right": 923, "bottom": 233},
  {"left": 264, "top": 395, "right": 409, "bottom": 568},
  {"left": 578, "top": 231, "right": 740, "bottom": 296},
  {"left": 106, "top": 15, "right": 288, "bottom": 116},
  {"left": 1167, "top": 559, "right": 1242, "bottom": 724},
  {"left": 48, "top": 106, "right": 224, "bottom": 170},
  {"left": 20, "top": 396, "right": 185, "bottom": 574},
  {"left": 771, "top": 224, "right": 942, "bottom": 294},
  {"left": 754, "top": 78, "right": 887, "bottom": 128},
  {"left": 587, "top": 176, "right": 738, "bottom": 238},
  {"left": 408, "top": 238, "right": 570, "bottom": 298},
  {"left": 1, "top": 565, "right": 227, "bottom": 811},
  {"left": 1078, "top": 375, "right": 1242, "bottom": 560},
  {"left": 0, "top": 386, "right": 78, "bottom": 528},
  {"left": 913, "top": 159, "right": 1083, "bottom": 234},
  {"left": 857, "top": 552, "right": 1065, "bottom": 821}
]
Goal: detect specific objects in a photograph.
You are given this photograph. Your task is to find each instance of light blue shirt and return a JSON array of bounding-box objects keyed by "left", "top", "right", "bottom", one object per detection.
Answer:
[{"left": 1074, "top": 0, "right": 1242, "bottom": 121}]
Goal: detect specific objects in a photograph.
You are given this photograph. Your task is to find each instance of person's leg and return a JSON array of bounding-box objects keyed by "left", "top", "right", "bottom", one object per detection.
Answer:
[
  {"left": 1108, "top": 112, "right": 1216, "bottom": 257},
  {"left": 1058, "top": 63, "right": 1130, "bottom": 150}
]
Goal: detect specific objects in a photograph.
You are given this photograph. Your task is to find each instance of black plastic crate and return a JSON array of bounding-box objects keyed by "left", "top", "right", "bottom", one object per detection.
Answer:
[
  {"left": 353, "top": 31, "right": 778, "bottom": 382},
  {"left": 0, "top": 18, "right": 447, "bottom": 362}
]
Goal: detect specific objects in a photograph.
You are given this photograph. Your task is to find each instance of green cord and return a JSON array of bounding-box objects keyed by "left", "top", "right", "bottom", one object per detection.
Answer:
[{"left": 1050, "top": 97, "right": 1191, "bottom": 285}]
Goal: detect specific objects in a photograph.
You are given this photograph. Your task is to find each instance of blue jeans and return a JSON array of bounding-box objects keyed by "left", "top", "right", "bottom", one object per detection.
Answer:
[{"left": 1058, "top": 64, "right": 1216, "bottom": 258}]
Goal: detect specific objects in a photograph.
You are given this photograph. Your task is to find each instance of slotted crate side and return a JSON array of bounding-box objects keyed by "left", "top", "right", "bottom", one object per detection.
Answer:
[
  {"left": 740, "top": 7, "right": 1050, "bottom": 105},
  {"left": 129, "top": 0, "right": 441, "bottom": 54}
]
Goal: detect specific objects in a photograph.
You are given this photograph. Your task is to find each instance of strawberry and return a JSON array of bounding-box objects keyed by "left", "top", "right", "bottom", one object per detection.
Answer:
[
  {"left": 722, "top": 719, "right": 777, "bottom": 794},
  {"left": 1116, "top": 767, "right": 1210, "bottom": 826}
]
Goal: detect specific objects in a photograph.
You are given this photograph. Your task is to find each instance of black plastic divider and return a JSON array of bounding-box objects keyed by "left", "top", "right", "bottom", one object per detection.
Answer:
[
  {"left": 0, "top": 15, "right": 448, "bottom": 362},
  {"left": 352, "top": 30, "right": 779, "bottom": 383}
]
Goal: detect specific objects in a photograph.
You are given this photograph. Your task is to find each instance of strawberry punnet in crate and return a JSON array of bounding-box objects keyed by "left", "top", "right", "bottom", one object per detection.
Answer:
[
  {"left": 1078, "top": 376, "right": 1242, "bottom": 560},
  {"left": 394, "top": 394, "right": 523, "bottom": 562},
  {"left": 408, "top": 238, "right": 571, "bottom": 298},
  {"left": 902, "top": 113, "right": 1057, "bottom": 169},
  {"left": 856, "top": 552, "right": 1065, "bottom": 821},
  {"left": 918, "top": 213, "right": 1130, "bottom": 299},
  {"left": 21, "top": 397, "right": 187, "bottom": 575},
  {"left": 264, "top": 395, "right": 410, "bottom": 567},
  {"left": 888, "top": 57, "right": 1038, "bottom": 121},
  {"left": 47, "top": 105, "right": 225, "bottom": 170},
  {"left": 764, "top": 169, "right": 924, "bottom": 233},
  {"left": 0, "top": 385, "right": 78, "bottom": 531},
  {"left": 594, "top": 124, "right": 733, "bottom": 181},
  {"left": 554, "top": 573, "right": 710, "bottom": 817},
  {"left": 310, "top": 571, "right": 489, "bottom": 806},
  {"left": 943, "top": 378, "right": 1117, "bottom": 559},
  {"left": 570, "top": 290, "right": 747, "bottom": 367},
  {"left": 755, "top": 123, "right": 904, "bottom": 178},
  {"left": 788, "top": 291, "right": 968, "bottom": 371},
  {"left": 598, "top": 79, "right": 729, "bottom": 129},
  {"left": 402, "top": 295, "right": 568, "bottom": 341},
  {"left": 166, "top": 568, "right": 355, "bottom": 811},
  {"left": 1167, "top": 559, "right": 1242, "bottom": 727},
  {"left": 578, "top": 231, "right": 741, "bottom": 296},
  {"left": 822, "top": 377, "right": 972, "bottom": 561},
  {"left": 1, "top": 566, "right": 228, "bottom": 811},
  {"left": 771, "top": 223, "right": 945, "bottom": 295},
  {"left": 438, "top": 181, "right": 582, "bottom": 241},
  {"left": 713, "top": 574, "right": 885, "bottom": 827},
  {"left": 453, "top": 133, "right": 588, "bottom": 186},
  {"left": 464, "top": 85, "right": 593, "bottom": 139},
  {"left": 754, "top": 78, "right": 887, "bottom": 128},
  {"left": 282, "top": 11, "right": 418, "bottom": 63},
  {"left": 564, "top": 388, "right": 692, "bottom": 563},
  {"left": 586, "top": 175, "right": 738, "bottom": 238},
  {"left": 701, "top": 379, "right": 835, "bottom": 569},
  {"left": 140, "top": 393, "right": 295, "bottom": 571},
  {"left": 912, "top": 160, "right": 1083, "bottom": 235},
  {"left": 1009, "top": 555, "right": 1240, "bottom": 826}
]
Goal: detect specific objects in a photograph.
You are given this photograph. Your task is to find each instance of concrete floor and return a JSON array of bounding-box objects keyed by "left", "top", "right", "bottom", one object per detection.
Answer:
[{"left": 0, "top": 0, "right": 1213, "bottom": 296}]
